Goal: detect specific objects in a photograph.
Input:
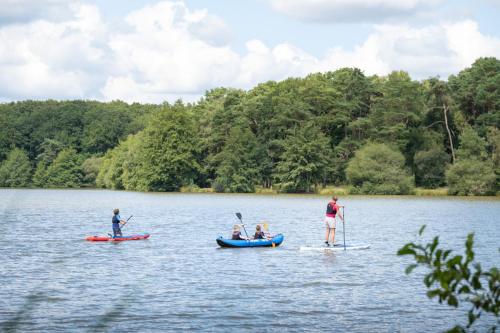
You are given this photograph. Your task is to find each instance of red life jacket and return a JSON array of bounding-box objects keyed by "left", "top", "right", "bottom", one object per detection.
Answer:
[{"left": 326, "top": 201, "right": 337, "bottom": 218}]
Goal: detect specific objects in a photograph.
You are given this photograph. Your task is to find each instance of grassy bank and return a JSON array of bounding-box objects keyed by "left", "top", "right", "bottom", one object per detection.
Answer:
[{"left": 179, "top": 185, "right": 452, "bottom": 197}]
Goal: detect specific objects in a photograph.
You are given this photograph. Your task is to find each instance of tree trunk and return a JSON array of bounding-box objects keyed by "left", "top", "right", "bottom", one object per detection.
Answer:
[{"left": 443, "top": 104, "right": 456, "bottom": 164}]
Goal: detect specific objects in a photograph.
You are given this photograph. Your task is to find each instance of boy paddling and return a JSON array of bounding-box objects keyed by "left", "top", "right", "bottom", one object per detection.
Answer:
[
  {"left": 112, "top": 208, "right": 127, "bottom": 238},
  {"left": 324, "top": 196, "right": 343, "bottom": 246}
]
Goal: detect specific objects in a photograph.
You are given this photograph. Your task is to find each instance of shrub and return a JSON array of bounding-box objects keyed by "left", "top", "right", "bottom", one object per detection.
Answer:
[{"left": 346, "top": 143, "right": 414, "bottom": 194}]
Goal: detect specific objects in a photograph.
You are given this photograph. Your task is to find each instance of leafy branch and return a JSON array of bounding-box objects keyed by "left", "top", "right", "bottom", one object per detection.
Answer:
[{"left": 398, "top": 225, "right": 499, "bottom": 332}]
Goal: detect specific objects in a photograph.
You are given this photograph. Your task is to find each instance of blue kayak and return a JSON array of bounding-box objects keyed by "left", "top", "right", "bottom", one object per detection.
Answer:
[{"left": 216, "top": 234, "right": 284, "bottom": 248}]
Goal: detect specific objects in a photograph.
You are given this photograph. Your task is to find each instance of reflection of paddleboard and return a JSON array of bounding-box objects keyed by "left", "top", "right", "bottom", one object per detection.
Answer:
[{"left": 300, "top": 244, "right": 370, "bottom": 251}]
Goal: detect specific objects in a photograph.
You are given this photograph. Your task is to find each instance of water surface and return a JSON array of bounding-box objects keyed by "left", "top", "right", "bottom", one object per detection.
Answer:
[{"left": 0, "top": 189, "right": 499, "bottom": 332}]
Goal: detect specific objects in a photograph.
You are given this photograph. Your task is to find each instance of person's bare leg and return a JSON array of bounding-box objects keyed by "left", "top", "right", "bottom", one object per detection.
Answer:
[
  {"left": 330, "top": 228, "right": 335, "bottom": 245},
  {"left": 325, "top": 228, "right": 330, "bottom": 244}
]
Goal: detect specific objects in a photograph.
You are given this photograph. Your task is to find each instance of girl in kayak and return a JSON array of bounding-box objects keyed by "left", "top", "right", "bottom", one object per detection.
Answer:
[
  {"left": 254, "top": 225, "right": 266, "bottom": 239},
  {"left": 112, "top": 208, "right": 126, "bottom": 238},
  {"left": 231, "top": 225, "right": 248, "bottom": 240},
  {"left": 324, "top": 197, "right": 343, "bottom": 246}
]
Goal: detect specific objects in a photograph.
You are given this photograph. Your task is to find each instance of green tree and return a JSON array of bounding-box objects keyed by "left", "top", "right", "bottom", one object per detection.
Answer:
[
  {"left": 414, "top": 148, "right": 449, "bottom": 188},
  {"left": 423, "top": 78, "right": 458, "bottom": 163},
  {"left": 82, "top": 156, "right": 103, "bottom": 186},
  {"left": 398, "top": 226, "right": 499, "bottom": 332},
  {"left": 44, "top": 148, "right": 83, "bottom": 188},
  {"left": 369, "top": 71, "right": 424, "bottom": 164},
  {"left": 274, "top": 125, "right": 332, "bottom": 193},
  {"left": 346, "top": 143, "right": 414, "bottom": 194},
  {"left": 456, "top": 127, "right": 489, "bottom": 160},
  {"left": 131, "top": 102, "right": 200, "bottom": 192},
  {"left": 212, "top": 126, "right": 262, "bottom": 193},
  {"left": 414, "top": 131, "right": 450, "bottom": 188},
  {"left": 446, "top": 127, "right": 496, "bottom": 195},
  {"left": 487, "top": 128, "right": 500, "bottom": 190},
  {"left": 32, "top": 139, "right": 65, "bottom": 187},
  {"left": 96, "top": 143, "right": 128, "bottom": 190},
  {"left": 449, "top": 57, "right": 500, "bottom": 123},
  {"left": 0, "top": 148, "right": 32, "bottom": 187}
]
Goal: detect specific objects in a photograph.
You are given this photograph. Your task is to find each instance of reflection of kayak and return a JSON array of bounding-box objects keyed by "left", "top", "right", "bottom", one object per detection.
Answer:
[
  {"left": 86, "top": 233, "right": 150, "bottom": 242},
  {"left": 300, "top": 244, "right": 370, "bottom": 251},
  {"left": 217, "top": 234, "right": 284, "bottom": 248}
]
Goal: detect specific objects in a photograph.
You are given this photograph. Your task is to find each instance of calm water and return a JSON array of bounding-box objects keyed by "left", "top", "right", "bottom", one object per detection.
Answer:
[{"left": 0, "top": 189, "right": 499, "bottom": 332}]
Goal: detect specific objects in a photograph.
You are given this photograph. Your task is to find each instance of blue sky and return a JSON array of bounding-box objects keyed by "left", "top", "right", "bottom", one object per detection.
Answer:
[{"left": 0, "top": 0, "right": 499, "bottom": 103}]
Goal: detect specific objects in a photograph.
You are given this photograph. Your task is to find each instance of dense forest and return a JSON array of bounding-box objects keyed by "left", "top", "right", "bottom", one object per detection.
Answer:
[{"left": 0, "top": 58, "right": 498, "bottom": 195}]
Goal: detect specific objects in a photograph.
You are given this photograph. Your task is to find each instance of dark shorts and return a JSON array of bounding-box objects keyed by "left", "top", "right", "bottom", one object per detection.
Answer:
[{"left": 113, "top": 225, "right": 122, "bottom": 237}]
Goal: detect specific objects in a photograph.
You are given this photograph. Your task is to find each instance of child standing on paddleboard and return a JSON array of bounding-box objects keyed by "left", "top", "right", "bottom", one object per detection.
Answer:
[
  {"left": 325, "top": 197, "right": 343, "bottom": 246},
  {"left": 112, "top": 208, "right": 126, "bottom": 238}
]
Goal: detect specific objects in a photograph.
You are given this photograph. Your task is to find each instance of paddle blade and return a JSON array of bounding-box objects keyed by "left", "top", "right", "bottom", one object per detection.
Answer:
[
  {"left": 263, "top": 222, "right": 269, "bottom": 231},
  {"left": 235, "top": 212, "right": 242, "bottom": 220}
]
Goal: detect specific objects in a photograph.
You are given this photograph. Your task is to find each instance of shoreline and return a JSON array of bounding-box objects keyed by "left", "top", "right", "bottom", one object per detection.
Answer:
[{"left": 1, "top": 186, "right": 499, "bottom": 199}]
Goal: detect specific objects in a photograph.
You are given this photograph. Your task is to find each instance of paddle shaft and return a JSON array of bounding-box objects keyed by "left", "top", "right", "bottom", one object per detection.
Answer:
[
  {"left": 342, "top": 207, "right": 346, "bottom": 251},
  {"left": 120, "top": 215, "right": 134, "bottom": 230},
  {"left": 235, "top": 213, "right": 249, "bottom": 238},
  {"left": 240, "top": 222, "right": 249, "bottom": 239}
]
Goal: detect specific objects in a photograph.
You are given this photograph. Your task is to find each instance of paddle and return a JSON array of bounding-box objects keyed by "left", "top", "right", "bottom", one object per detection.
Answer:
[
  {"left": 262, "top": 222, "right": 274, "bottom": 239},
  {"left": 120, "top": 215, "right": 134, "bottom": 230},
  {"left": 109, "top": 215, "right": 134, "bottom": 238},
  {"left": 342, "top": 207, "right": 346, "bottom": 251},
  {"left": 235, "top": 212, "right": 249, "bottom": 238}
]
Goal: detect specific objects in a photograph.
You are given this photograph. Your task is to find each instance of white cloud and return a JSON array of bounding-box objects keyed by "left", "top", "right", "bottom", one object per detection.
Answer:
[
  {"left": 0, "top": 4, "right": 107, "bottom": 100},
  {"left": 269, "top": 0, "right": 441, "bottom": 23},
  {"left": 0, "top": 1, "right": 499, "bottom": 103},
  {"left": 0, "top": 0, "right": 77, "bottom": 25},
  {"left": 102, "top": 1, "right": 240, "bottom": 102},
  {"left": 318, "top": 20, "right": 500, "bottom": 78}
]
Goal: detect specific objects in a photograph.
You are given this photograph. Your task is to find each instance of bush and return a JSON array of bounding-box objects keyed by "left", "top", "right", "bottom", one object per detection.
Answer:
[
  {"left": 414, "top": 148, "right": 449, "bottom": 188},
  {"left": 346, "top": 143, "right": 414, "bottom": 194},
  {"left": 446, "top": 159, "right": 496, "bottom": 196}
]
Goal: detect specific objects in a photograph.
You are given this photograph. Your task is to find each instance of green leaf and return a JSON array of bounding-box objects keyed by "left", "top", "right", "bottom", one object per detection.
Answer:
[
  {"left": 458, "top": 285, "right": 471, "bottom": 294},
  {"left": 397, "top": 244, "right": 416, "bottom": 256},
  {"left": 427, "top": 289, "right": 441, "bottom": 299},
  {"left": 419, "top": 225, "right": 426, "bottom": 236},
  {"left": 405, "top": 264, "right": 418, "bottom": 275},
  {"left": 467, "top": 311, "right": 477, "bottom": 326},
  {"left": 471, "top": 276, "right": 482, "bottom": 290},
  {"left": 447, "top": 294, "right": 459, "bottom": 307}
]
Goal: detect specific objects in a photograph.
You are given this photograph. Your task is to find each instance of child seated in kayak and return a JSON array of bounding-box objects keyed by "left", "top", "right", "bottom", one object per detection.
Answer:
[
  {"left": 232, "top": 225, "right": 248, "bottom": 240},
  {"left": 253, "top": 225, "right": 266, "bottom": 239}
]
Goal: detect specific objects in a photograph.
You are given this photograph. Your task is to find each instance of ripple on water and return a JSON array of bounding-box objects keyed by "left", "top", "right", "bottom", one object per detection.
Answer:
[{"left": 0, "top": 189, "right": 498, "bottom": 332}]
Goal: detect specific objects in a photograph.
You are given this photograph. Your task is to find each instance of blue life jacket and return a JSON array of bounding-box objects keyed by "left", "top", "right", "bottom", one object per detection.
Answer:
[{"left": 112, "top": 214, "right": 121, "bottom": 229}]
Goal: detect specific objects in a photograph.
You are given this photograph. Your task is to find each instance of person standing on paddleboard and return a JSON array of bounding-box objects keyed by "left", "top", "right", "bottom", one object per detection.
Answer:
[
  {"left": 112, "top": 208, "right": 126, "bottom": 238},
  {"left": 325, "top": 196, "right": 343, "bottom": 246}
]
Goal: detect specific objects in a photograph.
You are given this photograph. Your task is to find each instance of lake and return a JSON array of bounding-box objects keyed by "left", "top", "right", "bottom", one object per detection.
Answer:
[{"left": 0, "top": 189, "right": 498, "bottom": 332}]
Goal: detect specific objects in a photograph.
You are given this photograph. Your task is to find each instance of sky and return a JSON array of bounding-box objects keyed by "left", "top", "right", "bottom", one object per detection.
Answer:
[{"left": 0, "top": 0, "right": 499, "bottom": 103}]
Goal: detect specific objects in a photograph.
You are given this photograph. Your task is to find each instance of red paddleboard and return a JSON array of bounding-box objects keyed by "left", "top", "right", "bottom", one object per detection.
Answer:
[{"left": 85, "top": 233, "right": 150, "bottom": 242}]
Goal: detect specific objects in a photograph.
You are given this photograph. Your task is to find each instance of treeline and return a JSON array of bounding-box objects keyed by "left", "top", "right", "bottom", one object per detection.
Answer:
[
  {"left": 0, "top": 58, "right": 498, "bottom": 195},
  {"left": 0, "top": 100, "right": 158, "bottom": 187}
]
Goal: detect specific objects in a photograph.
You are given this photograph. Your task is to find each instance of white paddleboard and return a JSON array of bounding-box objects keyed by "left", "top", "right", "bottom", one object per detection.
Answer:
[{"left": 300, "top": 244, "right": 370, "bottom": 252}]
